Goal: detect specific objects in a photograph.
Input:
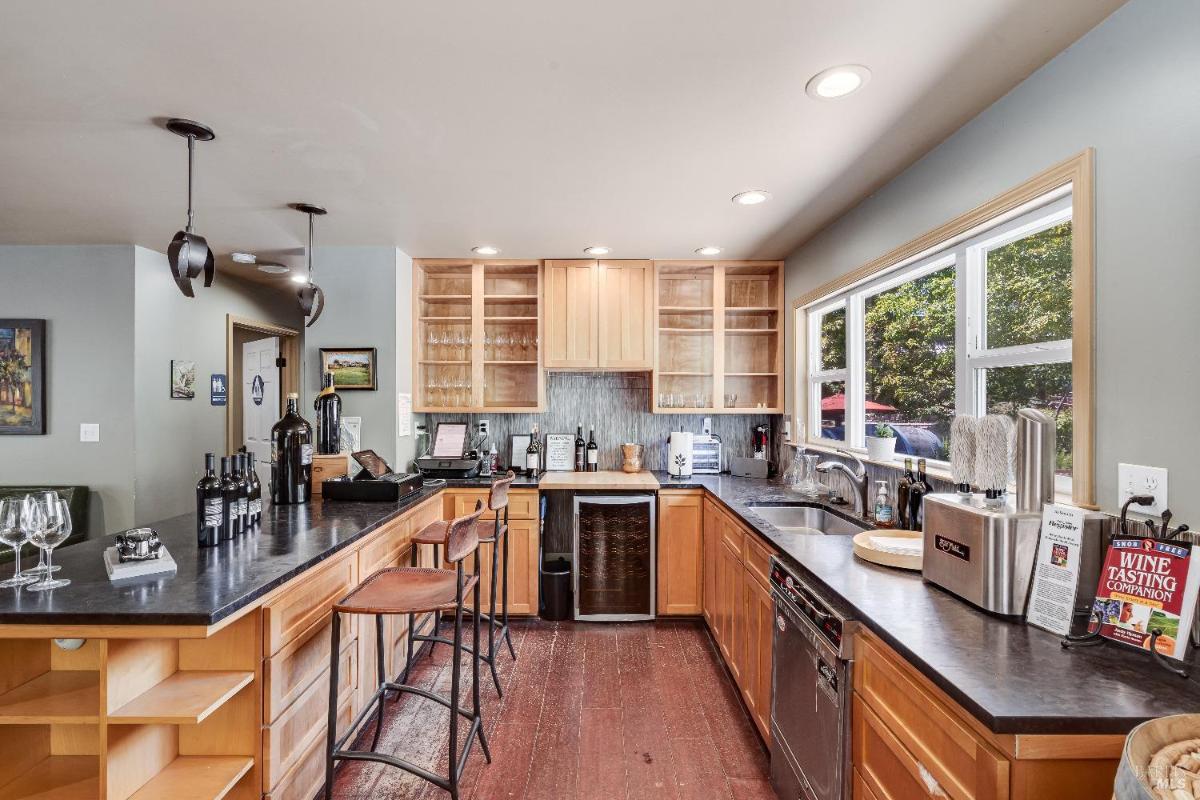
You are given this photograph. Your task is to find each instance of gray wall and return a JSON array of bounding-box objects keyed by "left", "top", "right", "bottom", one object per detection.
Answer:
[
  {"left": 0, "top": 245, "right": 137, "bottom": 536},
  {"left": 784, "top": 0, "right": 1200, "bottom": 519},
  {"left": 132, "top": 247, "right": 303, "bottom": 524},
  {"left": 302, "top": 247, "right": 415, "bottom": 469}
]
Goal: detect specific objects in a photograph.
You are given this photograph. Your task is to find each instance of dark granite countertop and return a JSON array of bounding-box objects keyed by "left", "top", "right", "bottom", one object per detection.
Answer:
[{"left": 656, "top": 471, "right": 1200, "bottom": 736}]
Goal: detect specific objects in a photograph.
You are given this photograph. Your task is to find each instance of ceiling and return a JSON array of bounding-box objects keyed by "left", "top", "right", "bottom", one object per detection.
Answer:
[{"left": 0, "top": 0, "right": 1122, "bottom": 286}]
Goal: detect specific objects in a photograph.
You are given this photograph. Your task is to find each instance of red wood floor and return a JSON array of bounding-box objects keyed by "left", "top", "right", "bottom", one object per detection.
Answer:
[{"left": 332, "top": 619, "right": 774, "bottom": 799}]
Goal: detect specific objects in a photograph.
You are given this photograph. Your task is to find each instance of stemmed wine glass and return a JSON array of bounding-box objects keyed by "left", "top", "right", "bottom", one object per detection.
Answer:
[
  {"left": 23, "top": 492, "right": 61, "bottom": 576},
  {"left": 0, "top": 499, "right": 33, "bottom": 588},
  {"left": 27, "top": 498, "right": 71, "bottom": 591}
]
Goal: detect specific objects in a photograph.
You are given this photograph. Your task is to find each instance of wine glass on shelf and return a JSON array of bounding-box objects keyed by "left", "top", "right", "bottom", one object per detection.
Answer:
[
  {"left": 27, "top": 498, "right": 71, "bottom": 591},
  {"left": 519, "top": 331, "right": 531, "bottom": 360},
  {"left": 0, "top": 499, "right": 33, "bottom": 588},
  {"left": 484, "top": 331, "right": 494, "bottom": 361}
]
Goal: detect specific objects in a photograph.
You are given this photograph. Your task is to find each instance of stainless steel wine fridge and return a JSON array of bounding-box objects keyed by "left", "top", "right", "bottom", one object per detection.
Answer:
[{"left": 572, "top": 494, "right": 656, "bottom": 621}]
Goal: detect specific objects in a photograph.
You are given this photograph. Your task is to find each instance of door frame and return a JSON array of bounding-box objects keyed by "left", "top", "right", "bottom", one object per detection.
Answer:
[{"left": 225, "top": 314, "right": 301, "bottom": 454}]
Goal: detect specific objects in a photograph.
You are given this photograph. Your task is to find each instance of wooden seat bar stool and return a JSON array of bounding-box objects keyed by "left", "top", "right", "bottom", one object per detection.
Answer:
[
  {"left": 324, "top": 503, "right": 491, "bottom": 800},
  {"left": 404, "top": 470, "right": 518, "bottom": 696}
]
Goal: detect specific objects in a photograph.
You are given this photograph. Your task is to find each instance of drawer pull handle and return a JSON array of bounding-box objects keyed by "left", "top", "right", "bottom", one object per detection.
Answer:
[{"left": 917, "top": 762, "right": 947, "bottom": 798}]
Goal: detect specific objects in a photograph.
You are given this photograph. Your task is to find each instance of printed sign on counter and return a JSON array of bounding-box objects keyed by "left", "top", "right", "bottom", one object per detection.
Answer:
[{"left": 1025, "top": 503, "right": 1086, "bottom": 636}]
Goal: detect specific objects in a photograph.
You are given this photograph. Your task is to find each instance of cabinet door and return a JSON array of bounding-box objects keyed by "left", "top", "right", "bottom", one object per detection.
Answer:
[
  {"left": 701, "top": 499, "right": 720, "bottom": 628},
  {"left": 742, "top": 571, "right": 774, "bottom": 742},
  {"left": 598, "top": 260, "right": 654, "bottom": 369},
  {"left": 465, "top": 517, "right": 539, "bottom": 618},
  {"left": 717, "top": 539, "right": 743, "bottom": 681},
  {"left": 656, "top": 493, "right": 703, "bottom": 615},
  {"left": 544, "top": 259, "right": 598, "bottom": 368}
]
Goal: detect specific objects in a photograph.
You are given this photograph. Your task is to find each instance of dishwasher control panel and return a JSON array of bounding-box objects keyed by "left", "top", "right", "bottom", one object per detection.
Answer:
[{"left": 770, "top": 560, "right": 844, "bottom": 650}]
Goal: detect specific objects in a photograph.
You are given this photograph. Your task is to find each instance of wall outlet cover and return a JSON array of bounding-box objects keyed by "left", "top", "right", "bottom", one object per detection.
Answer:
[
  {"left": 1118, "top": 462, "right": 1168, "bottom": 516},
  {"left": 80, "top": 423, "right": 100, "bottom": 442}
]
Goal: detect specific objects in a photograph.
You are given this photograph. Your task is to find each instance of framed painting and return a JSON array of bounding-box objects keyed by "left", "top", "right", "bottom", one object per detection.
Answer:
[
  {"left": 0, "top": 319, "right": 46, "bottom": 435},
  {"left": 319, "top": 347, "right": 377, "bottom": 390}
]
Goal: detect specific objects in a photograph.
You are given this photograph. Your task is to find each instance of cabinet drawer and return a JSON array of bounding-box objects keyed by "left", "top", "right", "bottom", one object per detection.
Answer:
[
  {"left": 265, "top": 611, "right": 355, "bottom": 722},
  {"left": 264, "top": 639, "right": 357, "bottom": 791},
  {"left": 450, "top": 489, "right": 537, "bottom": 520},
  {"left": 266, "top": 692, "right": 354, "bottom": 800},
  {"left": 742, "top": 532, "right": 774, "bottom": 589},
  {"left": 720, "top": 513, "right": 744, "bottom": 555},
  {"left": 855, "top": 635, "right": 1008, "bottom": 800},
  {"left": 854, "top": 697, "right": 938, "bottom": 800},
  {"left": 358, "top": 515, "right": 410, "bottom": 576},
  {"left": 853, "top": 768, "right": 883, "bottom": 800},
  {"left": 264, "top": 553, "right": 358, "bottom": 656}
]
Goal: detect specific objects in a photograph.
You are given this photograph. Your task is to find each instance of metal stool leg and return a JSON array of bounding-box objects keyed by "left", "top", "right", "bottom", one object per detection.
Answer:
[
  {"left": 473, "top": 574, "right": 492, "bottom": 763},
  {"left": 502, "top": 514, "right": 516, "bottom": 660},
  {"left": 429, "top": 542, "right": 442, "bottom": 657},
  {"left": 486, "top": 529, "right": 503, "bottom": 695},
  {"left": 402, "top": 544, "right": 418, "bottom": 684},
  {"left": 370, "top": 614, "right": 386, "bottom": 752},
  {"left": 449, "top": 580, "right": 463, "bottom": 800},
  {"left": 324, "top": 610, "right": 342, "bottom": 799}
]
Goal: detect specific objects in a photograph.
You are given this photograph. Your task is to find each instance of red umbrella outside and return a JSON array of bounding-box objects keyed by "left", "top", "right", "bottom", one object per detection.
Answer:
[{"left": 820, "top": 393, "right": 897, "bottom": 413}]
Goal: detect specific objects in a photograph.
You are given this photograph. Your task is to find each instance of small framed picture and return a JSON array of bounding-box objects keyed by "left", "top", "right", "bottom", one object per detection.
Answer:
[
  {"left": 319, "top": 347, "right": 377, "bottom": 390},
  {"left": 510, "top": 434, "right": 531, "bottom": 470},
  {"left": 170, "top": 359, "right": 196, "bottom": 399}
]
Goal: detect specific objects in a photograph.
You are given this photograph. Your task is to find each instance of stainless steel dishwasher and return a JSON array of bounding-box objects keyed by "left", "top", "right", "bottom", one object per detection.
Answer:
[
  {"left": 573, "top": 494, "right": 656, "bottom": 621},
  {"left": 769, "top": 557, "right": 857, "bottom": 800}
]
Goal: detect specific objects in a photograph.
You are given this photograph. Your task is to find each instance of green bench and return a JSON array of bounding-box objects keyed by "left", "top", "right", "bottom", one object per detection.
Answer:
[{"left": 0, "top": 486, "right": 89, "bottom": 564}]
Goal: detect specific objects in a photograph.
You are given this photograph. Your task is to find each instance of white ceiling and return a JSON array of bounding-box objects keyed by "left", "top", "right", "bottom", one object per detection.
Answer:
[{"left": 0, "top": 0, "right": 1121, "bottom": 283}]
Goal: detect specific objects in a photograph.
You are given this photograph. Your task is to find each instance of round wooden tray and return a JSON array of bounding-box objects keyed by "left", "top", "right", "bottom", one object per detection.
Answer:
[{"left": 852, "top": 529, "right": 923, "bottom": 571}]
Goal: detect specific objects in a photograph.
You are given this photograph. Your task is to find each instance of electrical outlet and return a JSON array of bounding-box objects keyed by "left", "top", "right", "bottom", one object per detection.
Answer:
[
  {"left": 80, "top": 423, "right": 100, "bottom": 442},
  {"left": 478, "top": 419, "right": 490, "bottom": 436},
  {"left": 702, "top": 417, "right": 713, "bottom": 435},
  {"left": 1118, "top": 463, "right": 1168, "bottom": 515}
]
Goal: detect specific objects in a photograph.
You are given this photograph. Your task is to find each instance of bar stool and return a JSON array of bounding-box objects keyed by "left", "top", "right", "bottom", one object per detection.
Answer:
[
  {"left": 404, "top": 471, "right": 518, "bottom": 696},
  {"left": 324, "top": 503, "right": 490, "bottom": 800}
]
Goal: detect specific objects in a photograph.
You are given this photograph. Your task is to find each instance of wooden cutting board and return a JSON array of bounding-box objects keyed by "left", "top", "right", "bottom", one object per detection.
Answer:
[
  {"left": 537, "top": 470, "right": 660, "bottom": 491},
  {"left": 852, "top": 529, "right": 923, "bottom": 571}
]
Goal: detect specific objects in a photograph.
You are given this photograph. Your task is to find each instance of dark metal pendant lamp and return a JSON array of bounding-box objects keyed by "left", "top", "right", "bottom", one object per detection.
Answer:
[
  {"left": 165, "top": 118, "right": 216, "bottom": 298},
  {"left": 291, "top": 203, "right": 327, "bottom": 327}
]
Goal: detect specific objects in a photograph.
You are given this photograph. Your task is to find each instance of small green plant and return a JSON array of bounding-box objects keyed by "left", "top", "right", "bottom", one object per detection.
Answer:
[{"left": 872, "top": 423, "right": 894, "bottom": 439}]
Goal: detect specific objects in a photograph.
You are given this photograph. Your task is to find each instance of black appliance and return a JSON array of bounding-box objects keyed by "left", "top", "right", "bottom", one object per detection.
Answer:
[
  {"left": 415, "top": 422, "right": 482, "bottom": 479},
  {"left": 322, "top": 449, "right": 423, "bottom": 502},
  {"left": 573, "top": 494, "right": 656, "bottom": 621}
]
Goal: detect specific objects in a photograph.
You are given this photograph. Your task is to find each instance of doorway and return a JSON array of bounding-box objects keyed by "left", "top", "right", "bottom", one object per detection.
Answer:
[{"left": 226, "top": 315, "right": 301, "bottom": 489}]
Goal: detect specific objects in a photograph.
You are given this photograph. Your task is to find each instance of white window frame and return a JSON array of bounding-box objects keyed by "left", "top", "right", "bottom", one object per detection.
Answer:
[{"left": 802, "top": 188, "right": 1074, "bottom": 486}]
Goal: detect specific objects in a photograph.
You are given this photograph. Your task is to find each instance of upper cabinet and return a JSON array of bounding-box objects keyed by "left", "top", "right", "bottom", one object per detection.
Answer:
[
  {"left": 544, "top": 259, "right": 653, "bottom": 371},
  {"left": 414, "top": 259, "right": 544, "bottom": 413}
]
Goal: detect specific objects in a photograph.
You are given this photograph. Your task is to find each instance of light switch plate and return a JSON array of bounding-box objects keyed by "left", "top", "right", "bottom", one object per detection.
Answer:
[
  {"left": 80, "top": 423, "right": 100, "bottom": 442},
  {"left": 1118, "top": 463, "right": 1168, "bottom": 515}
]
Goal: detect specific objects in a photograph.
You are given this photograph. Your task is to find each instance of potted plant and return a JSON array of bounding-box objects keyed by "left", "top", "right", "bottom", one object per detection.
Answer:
[{"left": 865, "top": 423, "right": 897, "bottom": 461}]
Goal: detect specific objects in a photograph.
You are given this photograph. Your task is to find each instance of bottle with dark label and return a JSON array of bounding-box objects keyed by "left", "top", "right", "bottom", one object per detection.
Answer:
[
  {"left": 219, "top": 456, "right": 239, "bottom": 541},
  {"left": 896, "top": 458, "right": 914, "bottom": 530},
  {"left": 232, "top": 453, "right": 250, "bottom": 534},
  {"left": 313, "top": 371, "right": 342, "bottom": 455},
  {"left": 196, "top": 453, "right": 223, "bottom": 547},
  {"left": 908, "top": 458, "right": 930, "bottom": 530},
  {"left": 586, "top": 427, "right": 598, "bottom": 472},
  {"left": 526, "top": 424, "right": 541, "bottom": 478},
  {"left": 246, "top": 451, "right": 263, "bottom": 527},
  {"left": 271, "top": 392, "right": 313, "bottom": 505},
  {"left": 574, "top": 425, "right": 586, "bottom": 472}
]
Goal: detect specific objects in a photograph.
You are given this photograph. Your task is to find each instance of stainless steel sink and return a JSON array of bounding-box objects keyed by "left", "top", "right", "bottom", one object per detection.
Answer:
[{"left": 746, "top": 505, "right": 869, "bottom": 536}]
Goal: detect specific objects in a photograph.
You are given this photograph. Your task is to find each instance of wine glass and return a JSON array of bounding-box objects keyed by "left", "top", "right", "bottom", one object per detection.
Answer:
[
  {"left": 484, "top": 331, "right": 494, "bottom": 361},
  {"left": 27, "top": 498, "right": 70, "bottom": 591},
  {"left": 0, "top": 499, "right": 33, "bottom": 588},
  {"left": 24, "top": 492, "right": 61, "bottom": 575},
  {"left": 519, "top": 331, "right": 531, "bottom": 360}
]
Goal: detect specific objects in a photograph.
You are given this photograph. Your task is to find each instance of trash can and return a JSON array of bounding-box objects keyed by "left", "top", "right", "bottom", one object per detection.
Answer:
[{"left": 539, "top": 557, "right": 572, "bottom": 621}]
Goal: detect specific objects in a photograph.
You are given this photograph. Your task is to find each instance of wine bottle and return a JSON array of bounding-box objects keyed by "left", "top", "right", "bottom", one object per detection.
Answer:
[
  {"left": 586, "top": 427, "right": 598, "bottom": 472},
  {"left": 246, "top": 451, "right": 263, "bottom": 527},
  {"left": 896, "top": 458, "right": 914, "bottom": 530},
  {"left": 219, "top": 456, "right": 239, "bottom": 542},
  {"left": 526, "top": 424, "right": 541, "bottom": 478},
  {"left": 233, "top": 453, "right": 251, "bottom": 534},
  {"left": 271, "top": 393, "right": 313, "bottom": 505},
  {"left": 313, "top": 371, "right": 342, "bottom": 455},
  {"left": 574, "top": 425, "right": 586, "bottom": 472},
  {"left": 196, "top": 453, "right": 223, "bottom": 547},
  {"left": 908, "top": 458, "right": 930, "bottom": 531}
]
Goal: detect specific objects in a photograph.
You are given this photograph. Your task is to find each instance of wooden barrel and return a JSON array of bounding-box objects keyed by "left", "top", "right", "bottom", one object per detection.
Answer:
[{"left": 1115, "top": 714, "right": 1200, "bottom": 800}]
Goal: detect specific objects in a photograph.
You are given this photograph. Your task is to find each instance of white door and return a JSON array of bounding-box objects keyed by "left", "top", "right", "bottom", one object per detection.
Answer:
[{"left": 243, "top": 337, "right": 280, "bottom": 494}]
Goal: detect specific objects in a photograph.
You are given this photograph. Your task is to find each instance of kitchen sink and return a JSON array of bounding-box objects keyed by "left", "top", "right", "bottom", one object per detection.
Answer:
[{"left": 746, "top": 504, "right": 869, "bottom": 536}]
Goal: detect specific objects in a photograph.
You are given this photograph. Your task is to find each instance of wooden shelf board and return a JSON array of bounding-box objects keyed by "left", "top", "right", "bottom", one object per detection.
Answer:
[
  {"left": 725, "top": 306, "right": 778, "bottom": 313},
  {"left": 0, "top": 671, "right": 99, "bottom": 724},
  {"left": 0, "top": 755, "right": 97, "bottom": 799},
  {"left": 128, "top": 756, "right": 253, "bottom": 800},
  {"left": 725, "top": 372, "right": 779, "bottom": 377},
  {"left": 419, "top": 294, "right": 471, "bottom": 301},
  {"left": 658, "top": 306, "right": 713, "bottom": 312},
  {"left": 483, "top": 316, "right": 538, "bottom": 321},
  {"left": 658, "top": 371, "right": 712, "bottom": 377},
  {"left": 480, "top": 403, "right": 541, "bottom": 411},
  {"left": 654, "top": 407, "right": 716, "bottom": 414},
  {"left": 419, "top": 316, "right": 471, "bottom": 322},
  {"left": 110, "top": 670, "right": 253, "bottom": 725},
  {"left": 658, "top": 328, "right": 712, "bottom": 334},
  {"left": 725, "top": 328, "right": 778, "bottom": 334},
  {"left": 483, "top": 294, "right": 538, "bottom": 303},
  {"left": 483, "top": 360, "right": 538, "bottom": 365},
  {"left": 419, "top": 360, "right": 470, "bottom": 365}
]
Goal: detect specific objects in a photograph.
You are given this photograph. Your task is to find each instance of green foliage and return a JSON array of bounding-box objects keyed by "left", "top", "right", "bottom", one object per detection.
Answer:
[
  {"left": 986, "top": 223, "right": 1072, "bottom": 348},
  {"left": 819, "top": 307, "right": 846, "bottom": 370},
  {"left": 873, "top": 423, "right": 894, "bottom": 438}
]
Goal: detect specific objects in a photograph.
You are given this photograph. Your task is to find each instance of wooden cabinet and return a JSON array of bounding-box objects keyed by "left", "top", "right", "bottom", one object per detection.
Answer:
[
  {"left": 442, "top": 489, "right": 540, "bottom": 617},
  {"left": 701, "top": 498, "right": 720, "bottom": 628},
  {"left": 716, "top": 537, "right": 744, "bottom": 680},
  {"left": 656, "top": 491, "right": 703, "bottom": 615},
  {"left": 545, "top": 259, "right": 653, "bottom": 370},
  {"left": 741, "top": 570, "right": 774, "bottom": 739}
]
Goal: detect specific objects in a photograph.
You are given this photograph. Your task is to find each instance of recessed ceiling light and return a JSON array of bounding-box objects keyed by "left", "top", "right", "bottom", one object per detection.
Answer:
[
  {"left": 230, "top": 251, "right": 256, "bottom": 264},
  {"left": 472, "top": 245, "right": 500, "bottom": 256},
  {"left": 583, "top": 246, "right": 611, "bottom": 256},
  {"left": 290, "top": 273, "right": 309, "bottom": 284},
  {"left": 695, "top": 246, "right": 723, "bottom": 256},
  {"left": 805, "top": 64, "right": 871, "bottom": 99},
  {"left": 257, "top": 262, "right": 290, "bottom": 275},
  {"left": 731, "top": 190, "right": 771, "bottom": 206}
]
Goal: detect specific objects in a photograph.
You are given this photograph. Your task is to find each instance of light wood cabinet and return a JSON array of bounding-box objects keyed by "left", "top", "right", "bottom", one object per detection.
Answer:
[
  {"left": 545, "top": 259, "right": 654, "bottom": 370},
  {"left": 656, "top": 491, "right": 704, "bottom": 616},
  {"left": 716, "top": 537, "right": 743, "bottom": 681},
  {"left": 701, "top": 498, "right": 720, "bottom": 628},
  {"left": 442, "top": 489, "right": 540, "bottom": 617},
  {"left": 741, "top": 570, "right": 774, "bottom": 740},
  {"left": 545, "top": 259, "right": 599, "bottom": 368}
]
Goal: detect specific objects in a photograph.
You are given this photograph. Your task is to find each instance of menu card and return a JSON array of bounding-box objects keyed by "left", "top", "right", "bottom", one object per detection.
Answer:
[
  {"left": 1025, "top": 503, "right": 1086, "bottom": 636},
  {"left": 1089, "top": 536, "right": 1200, "bottom": 660}
]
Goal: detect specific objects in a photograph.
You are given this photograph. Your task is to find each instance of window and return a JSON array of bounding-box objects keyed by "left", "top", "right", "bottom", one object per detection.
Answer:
[{"left": 802, "top": 190, "right": 1074, "bottom": 485}]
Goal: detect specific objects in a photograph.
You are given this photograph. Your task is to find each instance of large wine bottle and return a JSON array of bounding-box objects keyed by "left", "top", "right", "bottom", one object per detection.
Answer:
[
  {"left": 246, "top": 451, "right": 263, "bottom": 527},
  {"left": 219, "top": 456, "right": 239, "bottom": 541},
  {"left": 196, "top": 453, "right": 222, "bottom": 547},
  {"left": 586, "top": 427, "right": 599, "bottom": 472},
  {"left": 314, "top": 372, "right": 342, "bottom": 455},
  {"left": 271, "top": 393, "right": 313, "bottom": 505},
  {"left": 574, "top": 425, "right": 585, "bottom": 472}
]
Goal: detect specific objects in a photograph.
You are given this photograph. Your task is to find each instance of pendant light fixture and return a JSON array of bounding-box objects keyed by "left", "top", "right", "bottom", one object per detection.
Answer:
[
  {"left": 164, "top": 118, "right": 216, "bottom": 298},
  {"left": 291, "top": 203, "right": 327, "bottom": 327}
]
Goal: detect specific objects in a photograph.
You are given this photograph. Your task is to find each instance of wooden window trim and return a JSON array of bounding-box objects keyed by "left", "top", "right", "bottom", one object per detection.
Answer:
[{"left": 792, "top": 149, "right": 1095, "bottom": 508}]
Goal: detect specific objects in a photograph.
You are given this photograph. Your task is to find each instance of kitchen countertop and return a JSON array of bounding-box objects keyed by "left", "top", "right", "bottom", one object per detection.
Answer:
[{"left": 538, "top": 470, "right": 659, "bottom": 490}]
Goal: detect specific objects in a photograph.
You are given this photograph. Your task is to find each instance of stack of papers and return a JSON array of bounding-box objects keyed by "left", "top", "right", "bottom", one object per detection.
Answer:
[{"left": 869, "top": 536, "right": 923, "bottom": 557}]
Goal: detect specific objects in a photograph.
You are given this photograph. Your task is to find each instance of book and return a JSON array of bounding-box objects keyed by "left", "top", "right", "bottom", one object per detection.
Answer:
[{"left": 1089, "top": 537, "right": 1200, "bottom": 660}]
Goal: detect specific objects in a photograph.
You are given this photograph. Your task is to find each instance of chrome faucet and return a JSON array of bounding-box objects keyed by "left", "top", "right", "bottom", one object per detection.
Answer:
[{"left": 816, "top": 450, "right": 869, "bottom": 516}]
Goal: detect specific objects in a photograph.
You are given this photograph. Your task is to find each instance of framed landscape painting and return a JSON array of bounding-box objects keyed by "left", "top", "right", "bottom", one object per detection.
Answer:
[
  {"left": 0, "top": 319, "right": 46, "bottom": 435},
  {"left": 320, "top": 347, "right": 377, "bottom": 390}
]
